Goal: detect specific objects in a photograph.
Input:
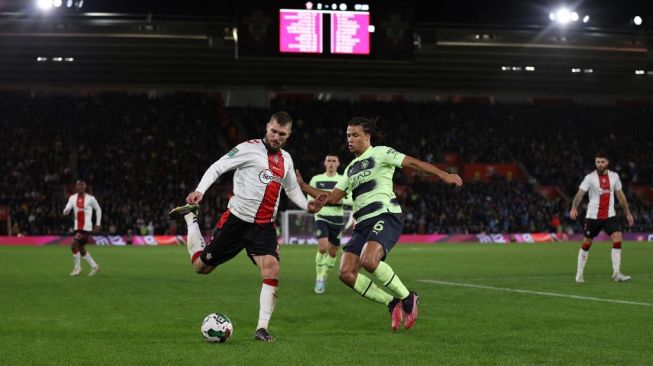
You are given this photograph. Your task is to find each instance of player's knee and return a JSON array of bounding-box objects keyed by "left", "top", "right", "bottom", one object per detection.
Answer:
[
  {"left": 193, "top": 260, "right": 211, "bottom": 274},
  {"left": 581, "top": 240, "right": 592, "bottom": 251},
  {"left": 328, "top": 247, "right": 338, "bottom": 257},
  {"left": 318, "top": 247, "right": 327, "bottom": 255},
  {"left": 338, "top": 270, "right": 356, "bottom": 286},
  {"left": 265, "top": 261, "right": 280, "bottom": 278},
  {"left": 359, "top": 255, "right": 379, "bottom": 273}
]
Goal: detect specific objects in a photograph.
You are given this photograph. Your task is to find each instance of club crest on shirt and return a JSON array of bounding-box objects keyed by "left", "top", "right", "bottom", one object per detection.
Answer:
[{"left": 274, "top": 155, "right": 279, "bottom": 164}]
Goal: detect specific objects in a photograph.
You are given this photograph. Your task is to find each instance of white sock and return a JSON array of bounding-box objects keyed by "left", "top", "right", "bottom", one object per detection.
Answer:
[
  {"left": 184, "top": 213, "right": 205, "bottom": 259},
  {"left": 256, "top": 281, "right": 278, "bottom": 330},
  {"left": 83, "top": 253, "right": 98, "bottom": 269},
  {"left": 611, "top": 248, "right": 621, "bottom": 274},
  {"left": 577, "top": 249, "right": 589, "bottom": 276},
  {"left": 73, "top": 252, "right": 81, "bottom": 269}
]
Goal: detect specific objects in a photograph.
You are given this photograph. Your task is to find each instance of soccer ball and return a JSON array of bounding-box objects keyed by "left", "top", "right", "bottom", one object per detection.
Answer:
[{"left": 200, "top": 313, "right": 233, "bottom": 343}]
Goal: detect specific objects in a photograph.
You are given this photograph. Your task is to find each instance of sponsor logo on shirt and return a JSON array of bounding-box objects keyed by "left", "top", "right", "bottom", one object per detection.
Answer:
[{"left": 259, "top": 169, "right": 282, "bottom": 184}]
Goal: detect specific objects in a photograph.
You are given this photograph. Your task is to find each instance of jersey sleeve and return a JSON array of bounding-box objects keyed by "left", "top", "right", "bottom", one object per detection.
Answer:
[
  {"left": 335, "top": 171, "right": 350, "bottom": 193},
  {"left": 282, "top": 157, "right": 309, "bottom": 211},
  {"left": 378, "top": 146, "right": 406, "bottom": 168},
  {"left": 579, "top": 175, "right": 590, "bottom": 191},
  {"left": 614, "top": 173, "right": 623, "bottom": 191},
  {"left": 341, "top": 193, "right": 354, "bottom": 207},
  {"left": 63, "top": 196, "right": 74, "bottom": 215},
  {"left": 195, "top": 143, "right": 250, "bottom": 194},
  {"left": 90, "top": 196, "right": 102, "bottom": 226}
]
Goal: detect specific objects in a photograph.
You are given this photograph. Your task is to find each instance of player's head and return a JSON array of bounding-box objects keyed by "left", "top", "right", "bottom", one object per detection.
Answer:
[
  {"left": 594, "top": 151, "right": 609, "bottom": 174},
  {"left": 264, "top": 111, "right": 293, "bottom": 152},
  {"left": 346, "top": 117, "right": 376, "bottom": 155},
  {"left": 75, "top": 179, "right": 86, "bottom": 193},
  {"left": 324, "top": 153, "right": 340, "bottom": 173}
]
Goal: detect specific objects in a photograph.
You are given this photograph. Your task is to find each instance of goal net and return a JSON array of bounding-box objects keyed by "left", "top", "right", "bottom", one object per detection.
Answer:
[{"left": 280, "top": 210, "right": 353, "bottom": 245}]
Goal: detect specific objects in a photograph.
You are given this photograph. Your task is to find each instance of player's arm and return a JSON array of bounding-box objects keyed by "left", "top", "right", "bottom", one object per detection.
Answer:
[
  {"left": 569, "top": 189, "right": 587, "bottom": 220},
  {"left": 187, "top": 145, "right": 248, "bottom": 204},
  {"left": 401, "top": 156, "right": 463, "bottom": 186},
  {"left": 295, "top": 169, "right": 330, "bottom": 198},
  {"left": 615, "top": 190, "right": 635, "bottom": 226},
  {"left": 91, "top": 197, "right": 102, "bottom": 230},
  {"left": 63, "top": 196, "right": 73, "bottom": 215},
  {"left": 284, "top": 164, "right": 327, "bottom": 213}
]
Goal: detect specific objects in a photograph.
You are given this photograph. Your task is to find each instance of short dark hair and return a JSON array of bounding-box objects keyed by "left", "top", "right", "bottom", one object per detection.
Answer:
[
  {"left": 270, "top": 111, "right": 293, "bottom": 126},
  {"left": 348, "top": 116, "right": 383, "bottom": 142},
  {"left": 348, "top": 116, "right": 377, "bottom": 135},
  {"left": 595, "top": 151, "right": 609, "bottom": 160},
  {"left": 325, "top": 153, "right": 340, "bottom": 160}
]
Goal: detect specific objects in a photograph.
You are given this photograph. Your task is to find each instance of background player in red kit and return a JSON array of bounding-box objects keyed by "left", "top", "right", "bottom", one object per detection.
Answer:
[
  {"left": 170, "top": 111, "right": 326, "bottom": 342},
  {"left": 570, "top": 152, "right": 635, "bottom": 283},
  {"left": 63, "top": 180, "right": 102, "bottom": 277}
]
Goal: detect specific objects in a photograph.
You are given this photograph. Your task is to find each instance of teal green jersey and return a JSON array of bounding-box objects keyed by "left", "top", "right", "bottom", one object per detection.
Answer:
[
  {"left": 335, "top": 146, "right": 405, "bottom": 223},
  {"left": 309, "top": 173, "right": 353, "bottom": 224}
]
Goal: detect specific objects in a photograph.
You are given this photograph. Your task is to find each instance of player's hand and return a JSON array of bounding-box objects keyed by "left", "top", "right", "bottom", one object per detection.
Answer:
[
  {"left": 307, "top": 193, "right": 328, "bottom": 213},
  {"left": 570, "top": 208, "right": 578, "bottom": 220},
  {"left": 626, "top": 213, "right": 634, "bottom": 227},
  {"left": 295, "top": 169, "right": 306, "bottom": 189},
  {"left": 186, "top": 191, "right": 203, "bottom": 205},
  {"left": 444, "top": 173, "right": 463, "bottom": 187}
]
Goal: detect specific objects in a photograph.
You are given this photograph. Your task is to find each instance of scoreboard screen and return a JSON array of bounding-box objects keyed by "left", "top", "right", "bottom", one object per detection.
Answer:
[
  {"left": 237, "top": 1, "right": 413, "bottom": 60},
  {"left": 279, "top": 7, "right": 370, "bottom": 55}
]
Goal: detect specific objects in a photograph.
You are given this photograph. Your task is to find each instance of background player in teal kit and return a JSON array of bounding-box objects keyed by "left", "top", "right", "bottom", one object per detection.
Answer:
[
  {"left": 308, "top": 154, "right": 353, "bottom": 294},
  {"left": 297, "top": 117, "right": 463, "bottom": 331}
]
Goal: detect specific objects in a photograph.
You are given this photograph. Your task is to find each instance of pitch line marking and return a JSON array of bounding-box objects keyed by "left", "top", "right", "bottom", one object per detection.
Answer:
[{"left": 418, "top": 279, "right": 653, "bottom": 307}]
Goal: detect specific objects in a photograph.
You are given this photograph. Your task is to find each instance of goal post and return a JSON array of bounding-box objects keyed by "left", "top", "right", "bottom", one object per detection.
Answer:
[{"left": 281, "top": 210, "right": 353, "bottom": 244}]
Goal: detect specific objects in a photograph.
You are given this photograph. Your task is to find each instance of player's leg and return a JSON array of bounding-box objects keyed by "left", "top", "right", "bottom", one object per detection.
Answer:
[
  {"left": 252, "top": 254, "right": 279, "bottom": 342},
  {"left": 339, "top": 221, "right": 402, "bottom": 330},
  {"left": 576, "top": 237, "right": 592, "bottom": 283},
  {"left": 322, "top": 223, "right": 342, "bottom": 281},
  {"left": 246, "top": 223, "right": 282, "bottom": 342},
  {"left": 577, "top": 219, "right": 599, "bottom": 283},
  {"left": 606, "top": 217, "right": 630, "bottom": 281},
  {"left": 314, "top": 222, "right": 329, "bottom": 293},
  {"left": 339, "top": 251, "right": 393, "bottom": 305},
  {"left": 77, "top": 232, "right": 100, "bottom": 276},
  {"left": 70, "top": 234, "right": 82, "bottom": 276},
  {"left": 169, "top": 204, "right": 222, "bottom": 274},
  {"left": 170, "top": 204, "right": 207, "bottom": 269},
  {"left": 361, "top": 214, "right": 419, "bottom": 329}
]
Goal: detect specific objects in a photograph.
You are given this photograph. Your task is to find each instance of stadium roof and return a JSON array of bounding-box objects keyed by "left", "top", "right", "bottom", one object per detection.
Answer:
[{"left": 0, "top": 1, "right": 651, "bottom": 95}]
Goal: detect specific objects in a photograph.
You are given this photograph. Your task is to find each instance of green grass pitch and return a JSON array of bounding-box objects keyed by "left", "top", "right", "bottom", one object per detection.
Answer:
[{"left": 0, "top": 243, "right": 651, "bottom": 365}]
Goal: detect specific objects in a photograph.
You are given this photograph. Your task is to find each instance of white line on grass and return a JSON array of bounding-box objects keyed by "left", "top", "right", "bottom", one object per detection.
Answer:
[{"left": 418, "top": 279, "right": 653, "bottom": 307}]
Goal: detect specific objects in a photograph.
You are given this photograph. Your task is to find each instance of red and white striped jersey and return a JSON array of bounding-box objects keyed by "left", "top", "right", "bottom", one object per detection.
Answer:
[
  {"left": 63, "top": 193, "right": 102, "bottom": 231},
  {"left": 579, "top": 170, "right": 623, "bottom": 219},
  {"left": 195, "top": 139, "right": 309, "bottom": 224}
]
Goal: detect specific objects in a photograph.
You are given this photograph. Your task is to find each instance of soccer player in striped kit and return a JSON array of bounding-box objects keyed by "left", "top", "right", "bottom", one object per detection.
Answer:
[
  {"left": 307, "top": 154, "right": 353, "bottom": 294},
  {"left": 63, "top": 180, "right": 102, "bottom": 277},
  {"left": 570, "top": 152, "right": 635, "bottom": 283},
  {"left": 298, "top": 117, "right": 463, "bottom": 331},
  {"left": 169, "top": 112, "right": 326, "bottom": 342}
]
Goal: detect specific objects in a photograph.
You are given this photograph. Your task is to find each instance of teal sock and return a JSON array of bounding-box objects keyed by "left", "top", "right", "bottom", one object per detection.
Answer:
[
  {"left": 371, "top": 261, "right": 410, "bottom": 299},
  {"left": 353, "top": 273, "right": 393, "bottom": 305}
]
